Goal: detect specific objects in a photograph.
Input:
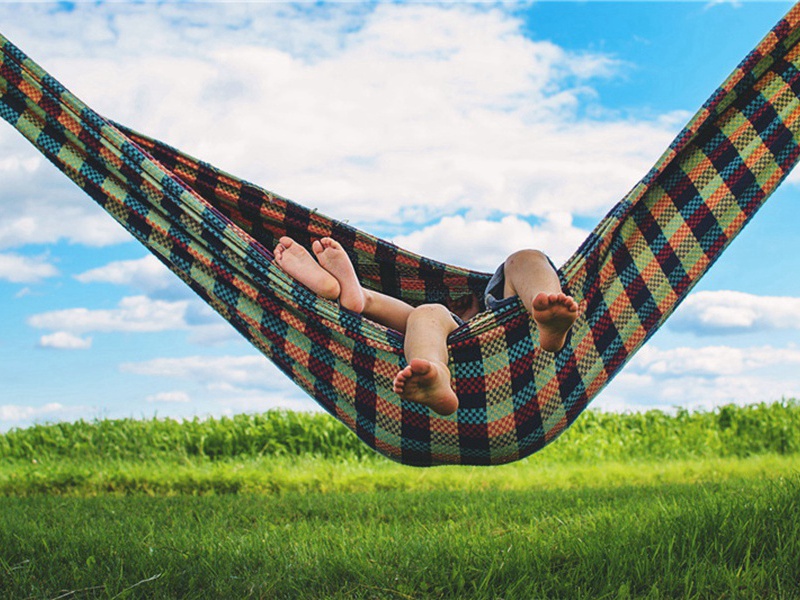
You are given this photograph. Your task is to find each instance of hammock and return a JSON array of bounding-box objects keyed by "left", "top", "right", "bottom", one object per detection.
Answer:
[{"left": 2, "top": 6, "right": 800, "bottom": 466}]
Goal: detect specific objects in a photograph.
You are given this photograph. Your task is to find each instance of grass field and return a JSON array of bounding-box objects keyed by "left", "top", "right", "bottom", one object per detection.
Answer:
[{"left": 1, "top": 401, "right": 799, "bottom": 599}]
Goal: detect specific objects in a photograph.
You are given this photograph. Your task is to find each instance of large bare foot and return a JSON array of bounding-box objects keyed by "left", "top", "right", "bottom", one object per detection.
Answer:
[
  {"left": 393, "top": 358, "right": 458, "bottom": 416},
  {"left": 274, "top": 236, "right": 340, "bottom": 300},
  {"left": 532, "top": 292, "right": 580, "bottom": 352},
  {"left": 313, "top": 237, "right": 366, "bottom": 313}
]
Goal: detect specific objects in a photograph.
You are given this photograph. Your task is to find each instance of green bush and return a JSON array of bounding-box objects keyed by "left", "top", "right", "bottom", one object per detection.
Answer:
[
  {"left": 1, "top": 400, "right": 798, "bottom": 463},
  {"left": 544, "top": 399, "right": 800, "bottom": 462},
  {"left": 0, "top": 410, "right": 371, "bottom": 461}
]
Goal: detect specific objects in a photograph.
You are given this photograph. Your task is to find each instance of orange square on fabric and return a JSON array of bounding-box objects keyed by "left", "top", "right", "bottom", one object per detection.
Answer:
[
  {"left": 429, "top": 416, "right": 458, "bottom": 436},
  {"left": 331, "top": 369, "right": 358, "bottom": 401},
  {"left": 376, "top": 396, "right": 402, "bottom": 424},
  {"left": 487, "top": 412, "right": 516, "bottom": 438}
]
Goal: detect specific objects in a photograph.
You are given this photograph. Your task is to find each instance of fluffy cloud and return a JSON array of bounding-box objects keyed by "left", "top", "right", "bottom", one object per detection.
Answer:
[
  {"left": 38, "top": 332, "right": 93, "bottom": 350},
  {"left": 0, "top": 130, "right": 128, "bottom": 249},
  {"left": 75, "top": 255, "right": 187, "bottom": 298},
  {"left": 72, "top": 257, "right": 235, "bottom": 341},
  {"left": 630, "top": 344, "right": 800, "bottom": 377},
  {"left": 123, "top": 354, "right": 316, "bottom": 412},
  {"left": 394, "top": 213, "right": 588, "bottom": 271},
  {"left": 122, "top": 355, "right": 277, "bottom": 387},
  {"left": 0, "top": 402, "right": 86, "bottom": 432},
  {"left": 0, "top": 252, "right": 58, "bottom": 283},
  {"left": 146, "top": 391, "right": 191, "bottom": 404},
  {"left": 212, "top": 384, "right": 318, "bottom": 415},
  {"left": 671, "top": 291, "right": 800, "bottom": 335},
  {"left": 0, "top": 2, "right": 681, "bottom": 261},
  {"left": 596, "top": 344, "right": 800, "bottom": 412},
  {"left": 27, "top": 295, "right": 189, "bottom": 334}
]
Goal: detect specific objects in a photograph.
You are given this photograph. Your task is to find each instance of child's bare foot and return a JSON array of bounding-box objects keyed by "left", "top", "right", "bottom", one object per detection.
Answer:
[
  {"left": 313, "top": 237, "right": 366, "bottom": 313},
  {"left": 274, "top": 236, "right": 340, "bottom": 300},
  {"left": 393, "top": 358, "right": 458, "bottom": 415},
  {"left": 532, "top": 292, "right": 580, "bottom": 352}
]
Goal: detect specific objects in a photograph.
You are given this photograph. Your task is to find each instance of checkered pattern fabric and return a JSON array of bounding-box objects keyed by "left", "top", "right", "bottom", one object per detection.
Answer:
[{"left": 2, "top": 5, "right": 799, "bottom": 465}]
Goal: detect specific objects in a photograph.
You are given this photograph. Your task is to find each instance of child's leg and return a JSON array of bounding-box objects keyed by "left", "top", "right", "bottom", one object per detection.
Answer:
[
  {"left": 393, "top": 304, "right": 459, "bottom": 415},
  {"left": 313, "top": 237, "right": 415, "bottom": 333},
  {"left": 274, "top": 237, "right": 340, "bottom": 300},
  {"left": 363, "top": 291, "right": 416, "bottom": 333},
  {"left": 502, "top": 250, "right": 580, "bottom": 352},
  {"left": 277, "top": 236, "right": 459, "bottom": 413},
  {"left": 275, "top": 236, "right": 414, "bottom": 331}
]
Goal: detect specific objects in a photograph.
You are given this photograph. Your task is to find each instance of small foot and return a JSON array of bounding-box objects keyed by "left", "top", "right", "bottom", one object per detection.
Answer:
[
  {"left": 532, "top": 292, "right": 580, "bottom": 352},
  {"left": 393, "top": 358, "right": 458, "bottom": 415},
  {"left": 274, "top": 236, "right": 340, "bottom": 300},
  {"left": 313, "top": 237, "right": 366, "bottom": 313}
]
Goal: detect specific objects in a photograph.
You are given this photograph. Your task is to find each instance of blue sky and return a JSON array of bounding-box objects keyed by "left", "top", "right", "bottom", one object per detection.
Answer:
[{"left": 1, "top": 1, "right": 799, "bottom": 431}]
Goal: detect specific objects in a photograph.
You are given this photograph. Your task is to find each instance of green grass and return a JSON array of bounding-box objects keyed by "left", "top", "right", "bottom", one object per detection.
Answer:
[
  {"left": 1, "top": 401, "right": 799, "bottom": 598},
  {"left": 1, "top": 475, "right": 798, "bottom": 599},
  {"left": 2, "top": 453, "right": 799, "bottom": 497}
]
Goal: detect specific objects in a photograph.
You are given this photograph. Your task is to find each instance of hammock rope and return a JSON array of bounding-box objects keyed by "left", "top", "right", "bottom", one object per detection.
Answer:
[{"left": 2, "top": 4, "right": 799, "bottom": 465}]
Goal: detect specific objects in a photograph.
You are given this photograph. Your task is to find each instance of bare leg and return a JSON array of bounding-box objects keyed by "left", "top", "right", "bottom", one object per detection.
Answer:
[
  {"left": 314, "top": 237, "right": 415, "bottom": 333},
  {"left": 273, "top": 236, "right": 340, "bottom": 300},
  {"left": 502, "top": 250, "right": 580, "bottom": 352},
  {"left": 393, "top": 304, "right": 459, "bottom": 415},
  {"left": 277, "top": 236, "right": 459, "bottom": 413}
]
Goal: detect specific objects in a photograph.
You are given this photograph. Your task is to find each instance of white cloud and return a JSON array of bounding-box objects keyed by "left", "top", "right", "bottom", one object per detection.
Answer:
[
  {"left": 0, "top": 130, "right": 128, "bottom": 249},
  {"left": 122, "top": 355, "right": 275, "bottom": 387},
  {"left": 596, "top": 343, "right": 800, "bottom": 412},
  {"left": 75, "top": 258, "right": 237, "bottom": 340},
  {"left": 0, "top": 402, "right": 62, "bottom": 423},
  {"left": 146, "top": 391, "right": 191, "bottom": 404},
  {"left": 0, "top": 402, "right": 86, "bottom": 432},
  {"left": 75, "top": 255, "right": 186, "bottom": 298},
  {"left": 38, "top": 332, "right": 93, "bottom": 350},
  {"left": 704, "top": 0, "right": 744, "bottom": 11},
  {"left": 393, "top": 213, "right": 588, "bottom": 271},
  {"left": 212, "top": 384, "right": 318, "bottom": 415},
  {"left": 0, "top": 252, "right": 58, "bottom": 283},
  {"left": 671, "top": 290, "right": 800, "bottom": 335},
  {"left": 122, "top": 354, "right": 316, "bottom": 412},
  {"left": 27, "top": 295, "right": 189, "bottom": 334},
  {"left": 631, "top": 344, "right": 800, "bottom": 377},
  {"left": 0, "top": 3, "right": 681, "bottom": 266}
]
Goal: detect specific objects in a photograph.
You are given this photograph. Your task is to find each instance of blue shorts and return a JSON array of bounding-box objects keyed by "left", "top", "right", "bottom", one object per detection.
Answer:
[
  {"left": 484, "top": 254, "right": 559, "bottom": 311},
  {"left": 484, "top": 262, "right": 510, "bottom": 311},
  {"left": 451, "top": 255, "right": 558, "bottom": 325}
]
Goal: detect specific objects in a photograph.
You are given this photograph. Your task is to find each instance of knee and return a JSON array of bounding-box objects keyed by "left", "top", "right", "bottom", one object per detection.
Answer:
[
  {"left": 504, "top": 249, "right": 550, "bottom": 271},
  {"left": 408, "top": 303, "right": 457, "bottom": 327}
]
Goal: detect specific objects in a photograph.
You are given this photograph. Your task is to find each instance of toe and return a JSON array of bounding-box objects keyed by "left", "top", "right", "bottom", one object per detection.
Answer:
[{"left": 532, "top": 292, "right": 549, "bottom": 310}]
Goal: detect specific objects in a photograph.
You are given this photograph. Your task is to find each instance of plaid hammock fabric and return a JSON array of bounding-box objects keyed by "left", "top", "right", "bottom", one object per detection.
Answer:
[{"left": 2, "top": 4, "right": 800, "bottom": 466}]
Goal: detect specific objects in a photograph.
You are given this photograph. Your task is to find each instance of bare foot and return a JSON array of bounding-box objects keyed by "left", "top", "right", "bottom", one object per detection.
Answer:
[
  {"left": 393, "top": 358, "right": 458, "bottom": 415},
  {"left": 313, "top": 237, "right": 366, "bottom": 313},
  {"left": 532, "top": 292, "right": 580, "bottom": 352},
  {"left": 274, "top": 236, "right": 340, "bottom": 300}
]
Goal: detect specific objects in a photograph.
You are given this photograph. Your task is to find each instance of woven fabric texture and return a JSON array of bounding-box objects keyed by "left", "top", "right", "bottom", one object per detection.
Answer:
[{"left": 2, "top": 5, "right": 799, "bottom": 465}]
